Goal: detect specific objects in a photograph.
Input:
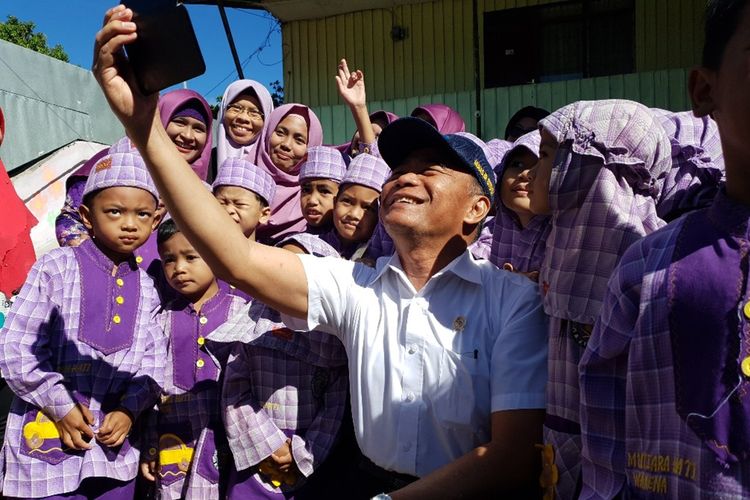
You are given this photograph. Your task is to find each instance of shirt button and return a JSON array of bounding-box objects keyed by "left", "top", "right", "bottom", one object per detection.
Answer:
[
  {"left": 742, "top": 357, "right": 750, "bottom": 378},
  {"left": 408, "top": 345, "right": 416, "bottom": 355},
  {"left": 135, "top": 255, "right": 143, "bottom": 264},
  {"left": 199, "top": 316, "right": 208, "bottom": 325},
  {"left": 744, "top": 301, "right": 750, "bottom": 320},
  {"left": 405, "top": 392, "right": 415, "bottom": 402},
  {"left": 197, "top": 336, "right": 205, "bottom": 346},
  {"left": 115, "top": 296, "right": 124, "bottom": 305},
  {"left": 148, "top": 447, "right": 157, "bottom": 456},
  {"left": 196, "top": 359, "right": 205, "bottom": 368},
  {"left": 116, "top": 278, "right": 124, "bottom": 287},
  {"left": 112, "top": 315, "right": 121, "bottom": 324}
]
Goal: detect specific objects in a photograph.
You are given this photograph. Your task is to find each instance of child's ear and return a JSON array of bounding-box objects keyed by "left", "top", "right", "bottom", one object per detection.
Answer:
[
  {"left": 689, "top": 66, "right": 717, "bottom": 118},
  {"left": 79, "top": 203, "right": 94, "bottom": 231},
  {"left": 259, "top": 206, "right": 271, "bottom": 225}
]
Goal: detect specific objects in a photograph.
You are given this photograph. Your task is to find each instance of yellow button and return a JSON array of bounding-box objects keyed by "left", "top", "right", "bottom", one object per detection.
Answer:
[
  {"left": 196, "top": 359, "right": 205, "bottom": 368},
  {"left": 197, "top": 336, "right": 205, "bottom": 346},
  {"left": 116, "top": 278, "right": 124, "bottom": 287},
  {"left": 199, "top": 316, "right": 208, "bottom": 325},
  {"left": 115, "top": 296, "right": 124, "bottom": 305},
  {"left": 135, "top": 256, "right": 143, "bottom": 264},
  {"left": 148, "top": 447, "right": 157, "bottom": 456},
  {"left": 112, "top": 315, "right": 121, "bottom": 324},
  {"left": 744, "top": 301, "right": 750, "bottom": 320},
  {"left": 742, "top": 357, "right": 750, "bottom": 378}
]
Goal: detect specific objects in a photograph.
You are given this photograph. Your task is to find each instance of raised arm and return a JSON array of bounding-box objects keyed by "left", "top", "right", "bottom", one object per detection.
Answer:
[
  {"left": 92, "top": 6, "right": 307, "bottom": 318},
  {"left": 335, "top": 58, "right": 376, "bottom": 147}
]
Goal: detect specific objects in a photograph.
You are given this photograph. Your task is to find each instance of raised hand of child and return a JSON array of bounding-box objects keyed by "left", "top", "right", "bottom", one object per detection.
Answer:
[
  {"left": 96, "top": 409, "right": 133, "bottom": 447},
  {"left": 335, "top": 59, "right": 366, "bottom": 109},
  {"left": 56, "top": 403, "right": 95, "bottom": 451},
  {"left": 140, "top": 460, "right": 157, "bottom": 482}
]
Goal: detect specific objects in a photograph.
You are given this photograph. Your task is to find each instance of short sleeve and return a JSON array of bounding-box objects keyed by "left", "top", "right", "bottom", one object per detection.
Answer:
[
  {"left": 490, "top": 278, "right": 548, "bottom": 411},
  {"left": 281, "top": 254, "right": 357, "bottom": 338}
]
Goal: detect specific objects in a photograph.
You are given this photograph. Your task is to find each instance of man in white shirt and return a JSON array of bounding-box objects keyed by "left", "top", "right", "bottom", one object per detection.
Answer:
[{"left": 93, "top": 8, "right": 548, "bottom": 497}]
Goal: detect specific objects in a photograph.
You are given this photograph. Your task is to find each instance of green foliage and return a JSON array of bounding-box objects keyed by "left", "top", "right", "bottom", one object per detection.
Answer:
[
  {"left": 0, "top": 16, "right": 69, "bottom": 63},
  {"left": 269, "top": 80, "right": 284, "bottom": 107}
]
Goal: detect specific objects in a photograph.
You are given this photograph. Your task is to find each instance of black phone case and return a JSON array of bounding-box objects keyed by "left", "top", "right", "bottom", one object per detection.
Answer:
[{"left": 123, "top": 1, "right": 206, "bottom": 95}]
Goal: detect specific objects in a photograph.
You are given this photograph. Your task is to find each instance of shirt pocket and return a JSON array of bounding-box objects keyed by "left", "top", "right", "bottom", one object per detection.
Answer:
[
  {"left": 19, "top": 406, "right": 81, "bottom": 465},
  {"left": 193, "top": 428, "right": 221, "bottom": 485},
  {"left": 434, "top": 348, "right": 478, "bottom": 428}
]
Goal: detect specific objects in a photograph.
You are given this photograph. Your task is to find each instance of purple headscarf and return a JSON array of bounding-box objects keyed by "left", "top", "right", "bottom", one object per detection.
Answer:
[
  {"left": 158, "top": 89, "right": 214, "bottom": 181},
  {"left": 539, "top": 99, "right": 672, "bottom": 324},
  {"left": 411, "top": 104, "right": 466, "bottom": 133},
  {"left": 217, "top": 79, "right": 275, "bottom": 171},
  {"left": 651, "top": 109, "right": 725, "bottom": 221},
  {"left": 336, "top": 110, "right": 399, "bottom": 158},
  {"left": 252, "top": 104, "right": 324, "bottom": 244},
  {"left": 490, "top": 130, "right": 551, "bottom": 273},
  {"left": 486, "top": 139, "right": 514, "bottom": 175}
]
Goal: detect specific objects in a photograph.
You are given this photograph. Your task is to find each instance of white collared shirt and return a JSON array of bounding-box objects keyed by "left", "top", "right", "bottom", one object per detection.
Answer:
[{"left": 285, "top": 250, "right": 548, "bottom": 477}]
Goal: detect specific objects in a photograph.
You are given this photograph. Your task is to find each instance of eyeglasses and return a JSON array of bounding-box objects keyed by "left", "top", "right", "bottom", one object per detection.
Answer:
[{"left": 225, "top": 104, "right": 264, "bottom": 120}]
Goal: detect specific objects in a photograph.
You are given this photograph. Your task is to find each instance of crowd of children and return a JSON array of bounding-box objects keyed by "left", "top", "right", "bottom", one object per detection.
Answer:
[{"left": 0, "top": 0, "right": 748, "bottom": 497}]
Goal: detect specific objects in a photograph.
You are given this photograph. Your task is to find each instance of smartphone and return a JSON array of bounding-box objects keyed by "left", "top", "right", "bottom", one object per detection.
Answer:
[{"left": 121, "top": 0, "right": 206, "bottom": 95}]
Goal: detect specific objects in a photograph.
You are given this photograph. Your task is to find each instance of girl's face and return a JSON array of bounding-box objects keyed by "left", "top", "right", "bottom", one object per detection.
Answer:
[
  {"left": 528, "top": 128, "right": 558, "bottom": 215},
  {"left": 165, "top": 115, "right": 208, "bottom": 164},
  {"left": 214, "top": 185, "right": 270, "bottom": 239},
  {"left": 500, "top": 149, "right": 537, "bottom": 226},
  {"left": 300, "top": 179, "right": 339, "bottom": 227},
  {"left": 350, "top": 122, "right": 385, "bottom": 157},
  {"left": 269, "top": 114, "right": 309, "bottom": 172},
  {"left": 223, "top": 92, "right": 265, "bottom": 145},
  {"left": 333, "top": 184, "right": 380, "bottom": 244}
]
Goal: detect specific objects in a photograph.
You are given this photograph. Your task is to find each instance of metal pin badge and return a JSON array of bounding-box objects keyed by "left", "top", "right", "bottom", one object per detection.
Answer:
[{"left": 453, "top": 316, "right": 466, "bottom": 332}]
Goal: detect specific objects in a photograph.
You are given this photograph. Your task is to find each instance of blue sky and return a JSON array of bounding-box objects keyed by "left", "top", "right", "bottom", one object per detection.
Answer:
[{"left": 0, "top": 1, "right": 284, "bottom": 103}]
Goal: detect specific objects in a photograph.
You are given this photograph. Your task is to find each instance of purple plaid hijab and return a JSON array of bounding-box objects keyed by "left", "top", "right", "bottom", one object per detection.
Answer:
[
  {"left": 651, "top": 109, "right": 725, "bottom": 221},
  {"left": 216, "top": 80, "right": 274, "bottom": 171},
  {"left": 539, "top": 100, "right": 672, "bottom": 324},
  {"left": 490, "top": 130, "right": 551, "bottom": 273},
  {"left": 411, "top": 104, "right": 466, "bottom": 133},
  {"left": 158, "top": 89, "right": 214, "bottom": 181}
]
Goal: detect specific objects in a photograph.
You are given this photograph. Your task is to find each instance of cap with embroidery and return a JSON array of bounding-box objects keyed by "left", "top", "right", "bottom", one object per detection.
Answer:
[
  {"left": 213, "top": 157, "right": 276, "bottom": 205},
  {"left": 341, "top": 153, "right": 392, "bottom": 193},
  {"left": 300, "top": 146, "right": 347, "bottom": 183},
  {"left": 82, "top": 152, "right": 159, "bottom": 201},
  {"left": 378, "top": 117, "right": 496, "bottom": 203}
]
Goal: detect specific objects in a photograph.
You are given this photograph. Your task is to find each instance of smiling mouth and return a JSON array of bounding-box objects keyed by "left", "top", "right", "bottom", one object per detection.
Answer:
[
  {"left": 173, "top": 142, "right": 195, "bottom": 152},
  {"left": 231, "top": 124, "right": 252, "bottom": 134}
]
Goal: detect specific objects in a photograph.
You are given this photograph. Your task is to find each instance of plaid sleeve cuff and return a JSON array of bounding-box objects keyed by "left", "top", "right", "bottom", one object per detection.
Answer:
[
  {"left": 290, "top": 434, "right": 314, "bottom": 477},
  {"left": 45, "top": 386, "right": 77, "bottom": 422}
]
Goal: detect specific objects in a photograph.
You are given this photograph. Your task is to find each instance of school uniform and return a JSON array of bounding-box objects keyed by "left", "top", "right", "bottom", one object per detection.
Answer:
[
  {"left": 146, "top": 288, "right": 247, "bottom": 500},
  {"left": 0, "top": 238, "right": 166, "bottom": 498},
  {"left": 580, "top": 189, "right": 750, "bottom": 499},
  {"left": 537, "top": 100, "right": 672, "bottom": 499}
]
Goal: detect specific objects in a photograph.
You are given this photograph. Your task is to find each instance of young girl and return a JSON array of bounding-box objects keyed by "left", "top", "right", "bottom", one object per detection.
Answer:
[
  {"left": 490, "top": 130, "right": 551, "bottom": 279},
  {"left": 251, "top": 104, "right": 323, "bottom": 245},
  {"left": 56, "top": 89, "right": 213, "bottom": 248},
  {"left": 140, "top": 219, "right": 248, "bottom": 499},
  {"left": 321, "top": 153, "right": 390, "bottom": 261},
  {"left": 410, "top": 103, "right": 466, "bottom": 133},
  {"left": 652, "top": 108, "right": 725, "bottom": 222},
  {"left": 526, "top": 99, "right": 672, "bottom": 500},
  {"left": 0, "top": 152, "right": 167, "bottom": 498},
  {"left": 216, "top": 79, "right": 274, "bottom": 174},
  {"left": 295, "top": 145, "right": 346, "bottom": 234}
]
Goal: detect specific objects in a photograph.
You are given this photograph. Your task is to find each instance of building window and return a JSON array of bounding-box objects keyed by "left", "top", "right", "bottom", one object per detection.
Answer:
[{"left": 484, "top": 0, "right": 635, "bottom": 88}]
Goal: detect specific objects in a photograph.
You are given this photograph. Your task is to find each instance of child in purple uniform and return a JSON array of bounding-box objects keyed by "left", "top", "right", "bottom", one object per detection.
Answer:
[
  {"left": 140, "top": 219, "right": 248, "bottom": 499},
  {"left": 0, "top": 152, "right": 166, "bottom": 499},
  {"left": 296, "top": 146, "right": 347, "bottom": 235},
  {"left": 579, "top": 1, "right": 750, "bottom": 497}
]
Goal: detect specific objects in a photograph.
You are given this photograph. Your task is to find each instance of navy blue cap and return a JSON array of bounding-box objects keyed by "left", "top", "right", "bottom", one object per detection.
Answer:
[{"left": 378, "top": 117, "right": 496, "bottom": 202}]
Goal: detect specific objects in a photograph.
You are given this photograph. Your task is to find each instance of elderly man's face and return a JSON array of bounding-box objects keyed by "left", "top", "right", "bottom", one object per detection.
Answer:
[{"left": 380, "top": 148, "right": 481, "bottom": 239}]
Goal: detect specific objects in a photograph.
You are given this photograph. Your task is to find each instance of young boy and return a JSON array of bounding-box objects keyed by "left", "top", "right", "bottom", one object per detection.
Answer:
[
  {"left": 298, "top": 146, "right": 346, "bottom": 232},
  {"left": 0, "top": 152, "right": 166, "bottom": 498},
  {"left": 140, "top": 219, "right": 248, "bottom": 499},
  {"left": 579, "top": 1, "right": 750, "bottom": 497}
]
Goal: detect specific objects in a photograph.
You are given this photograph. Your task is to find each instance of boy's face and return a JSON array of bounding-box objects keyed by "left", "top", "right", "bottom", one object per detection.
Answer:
[
  {"left": 79, "top": 186, "right": 159, "bottom": 262},
  {"left": 691, "top": 4, "right": 750, "bottom": 169},
  {"left": 300, "top": 179, "right": 339, "bottom": 227},
  {"left": 159, "top": 232, "right": 216, "bottom": 301},
  {"left": 500, "top": 148, "right": 537, "bottom": 224},
  {"left": 334, "top": 184, "right": 380, "bottom": 244},
  {"left": 527, "top": 128, "right": 557, "bottom": 215},
  {"left": 214, "top": 185, "right": 270, "bottom": 239}
]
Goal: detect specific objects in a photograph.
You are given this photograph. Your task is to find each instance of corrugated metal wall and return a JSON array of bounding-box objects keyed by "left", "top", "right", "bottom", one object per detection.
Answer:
[
  {"left": 316, "top": 67, "right": 690, "bottom": 144},
  {"left": 282, "top": 0, "right": 704, "bottom": 109}
]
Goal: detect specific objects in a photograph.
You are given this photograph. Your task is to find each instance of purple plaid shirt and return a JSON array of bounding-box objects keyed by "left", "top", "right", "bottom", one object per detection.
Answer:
[
  {"left": 280, "top": 233, "right": 341, "bottom": 258},
  {"left": 222, "top": 301, "right": 348, "bottom": 492},
  {"left": 55, "top": 177, "right": 89, "bottom": 247},
  {"left": 147, "top": 289, "right": 247, "bottom": 500},
  {"left": 0, "top": 240, "right": 165, "bottom": 498},
  {"left": 652, "top": 109, "right": 725, "bottom": 222},
  {"left": 538, "top": 100, "right": 672, "bottom": 499},
  {"left": 580, "top": 190, "right": 750, "bottom": 499}
]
